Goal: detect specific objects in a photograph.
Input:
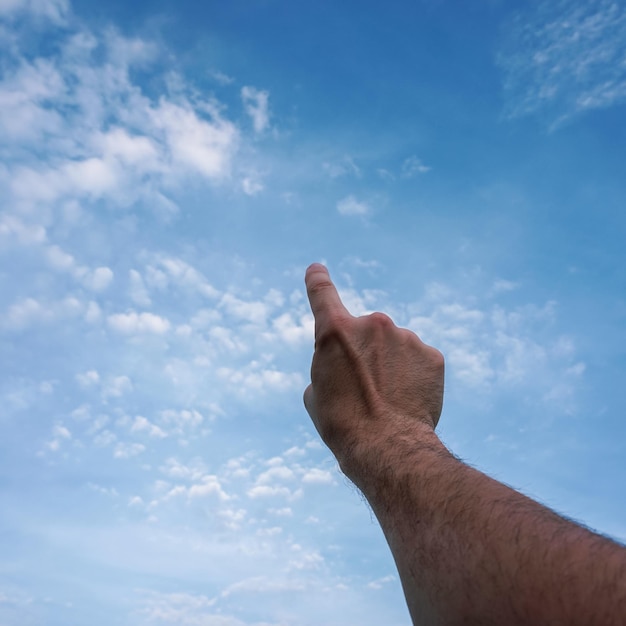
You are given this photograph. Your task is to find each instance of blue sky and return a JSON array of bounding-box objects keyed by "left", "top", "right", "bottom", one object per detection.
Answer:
[{"left": 1, "top": 0, "right": 625, "bottom": 624}]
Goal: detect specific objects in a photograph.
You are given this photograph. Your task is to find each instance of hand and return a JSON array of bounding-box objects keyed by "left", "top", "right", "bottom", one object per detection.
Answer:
[{"left": 303, "top": 263, "right": 445, "bottom": 473}]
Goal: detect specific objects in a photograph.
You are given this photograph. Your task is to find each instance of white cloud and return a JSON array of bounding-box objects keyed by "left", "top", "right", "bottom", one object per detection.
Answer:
[
  {"left": 241, "top": 175, "right": 264, "bottom": 196},
  {"left": 43, "top": 244, "right": 113, "bottom": 291},
  {"left": 131, "top": 416, "right": 167, "bottom": 439},
  {"left": 39, "top": 380, "right": 55, "bottom": 393},
  {"left": 208, "top": 325, "right": 247, "bottom": 353},
  {"left": 491, "top": 279, "right": 518, "bottom": 294},
  {"left": 256, "top": 465, "right": 295, "bottom": 485},
  {"left": 366, "top": 575, "right": 396, "bottom": 590},
  {"left": 149, "top": 255, "right": 220, "bottom": 299},
  {"left": 1, "top": 19, "right": 244, "bottom": 230},
  {"left": 404, "top": 288, "right": 582, "bottom": 398},
  {"left": 2, "top": 296, "right": 83, "bottom": 330},
  {"left": 3, "top": 298, "right": 50, "bottom": 330},
  {"left": 93, "top": 430, "right": 116, "bottom": 447},
  {"left": 113, "top": 442, "right": 145, "bottom": 459},
  {"left": 246, "top": 484, "right": 292, "bottom": 499},
  {"left": 0, "top": 0, "right": 68, "bottom": 23},
  {"left": 160, "top": 409, "right": 204, "bottom": 432},
  {"left": 402, "top": 155, "right": 431, "bottom": 177},
  {"left": 208, "top": 69, "right": 234, "bottom": 85},
  {"left": 105, "top": 30, "right": 158, "bottom": 68},
  {"left": 136, "top": 591, "right": 252, "bottom": 626},
  {"left": 301, "top": 468, "right": 334, "bottom": 485},
  {"left": 218, "top": 507, "right": 247, "bottom": 530},
  {"left": 288, "top": 545, "right": 324, "bottom": 570},
  {"left": 217, "top": 365, "right": 303, "bottom": 394},
  {"left": 88, "top": 482, "right": 118, "bottom": 497},
  {"left": 108, "top": 311, "right": 170, "bottom": 334},
  {"left": 323, "top": 156, "right": 361, "bottom": 179},
  {"left": 241, "top": 85, "right": 270, "bottom": 133},
  {"left": 82, "top": 266, "right": 114, "bottom": 292},
  {"left": 43, "top": 422, "right": 72, "bottom": 453},
  {"left": 161, "top": 457, "right": 205, "bottom": 481},
  {"left": 95, "top": 127, "right": 159, "bottom": 169},
  {"left": 499, "top": 0, "right": 626, "bottom": 125},
  {"left": 84, "top": 301, "right": 101, "bottom": 323},
  {"left": 150, "top": 100, "right": 239, "bottom": 180},
  {"left": 87, "top": 414, "right": 109, "bottom": 435},
  {"left": 221, "top": 575, "right": 304, "bottom": 597},
  {"left": 12, "top": 157, "right": 120, "bottom": 205},
  {"left": 53, "top": 424, "right": 71, "bottom": 439},
  {"left": 159, "top": 474, "right": 231, "bottom": 501},
  {"left": 128, "top": 269, "right": 151, "bottom": 307},
  {"left": 271, "top": 311, "right": 314, "bottom": 346},
  {"left": 220, "top": 293, "right": 269, "bottom": 325},
  {"left": 0, "top": 215, "right": 46, "bottom": 245},
  {"left": 46, "top": 244, "right": 75, "bottom": 271},
  {"left": 446, "top": 346, "right": 494, "bottom": 387},
  {"left": 76, "top": 370, "right": 100, "bottom": 387},
  {"left": 188, "top": 475, "right": 230, "bottom": 500},
  {"left": 377, "top": 167, "right": 395, "bottom": 181},
  {"left": 70, "top": 404, "right": 91, "bottom": 420},
  {"left": 337, "top": 195, "right": 370, "bottom": 216},
  {"left": 103, "top": 375, "right": 133, "bottom": 398},
  {"left": 269, "top": 507, "right": 293, "bottom": 517}
]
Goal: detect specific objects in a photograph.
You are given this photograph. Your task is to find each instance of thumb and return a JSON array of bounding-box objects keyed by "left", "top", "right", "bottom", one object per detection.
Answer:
[
  {"left": 303, "top": 383, "right": 316, "bottom": 419},
  {"left": 303, "top": 384, "right": 325, "bottom": 442}
]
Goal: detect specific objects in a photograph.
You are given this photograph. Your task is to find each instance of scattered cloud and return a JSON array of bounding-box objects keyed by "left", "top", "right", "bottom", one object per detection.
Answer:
[
  {"left": 76, "top": 370, "right": 99, "bottom": 387},
  {"left": 217, "top": 364, "right": 303, "bottom": 395},
  {"left": 377, "top": 168, "right": 395, "bottom": 181},
  {"left": 366, "top": 575, "right": 396, "bottom": 590},
  {"left": 0, "top": 0, "right": 69, "bottom": 22},
  {"left": 401, "top": 155, "right": 431, "bottom": 177},
  {"left": 301, "top": 468, "right": 334, "bottom": 485},
  {"left": 405, "top": 289, "right": 581, "bottom": 403},
  {"left": 241, "top": 85, "right": 270, "bottom": 133},
  {"left": 145, "top": 255, "right": 220, "bottom": 299},
  {"left": 108, "top": 311, "right": 171, "bottom": 334},
  {"left": 323, "top": 156, "right": 361, "bottom": 179},
  {"left": 0, "top": 17, "right": 246, "bottom": 230},
  {"left": 102, "top": 376, "right": 133, "bottom": 398},
  {"left": 150, "top": 100, "right": 239, "bottom": 179},
  {"left": 131, "top": 416, "right": 167, "bottom": 439},
  {"left": 336, "top": 194, "right": 370, "bottom": 216},
  {"left": 0, "top": 3, "right": 608, "bottom": 624},
  {"left": 241, "top": 174, "right": 264, "bottom": 196},
  {"left": 247, "top": 484, "right": 292, "bottom": 499},
  {"left": 187, "top": 475, "right": 230, "bottom": 500},
  {"left": 208, "top": 69, "right": 235, "bottom": 85},
  {"left": 82, "top": 266, "right": 114, "bottom": 292},
  {"left": 499, "top": 0, "right": 626, "bottom": 125},
  {"left": 113, "top": 442, "right": 146, "bottom": 459},
  {"left": 2, "top": 296, "right": 83, "bottom": 330}
]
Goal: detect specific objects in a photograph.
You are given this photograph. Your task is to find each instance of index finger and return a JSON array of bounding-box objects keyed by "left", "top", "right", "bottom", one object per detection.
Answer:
[{"left": 305, "top": 263, "right": 351, "bottom": 334}]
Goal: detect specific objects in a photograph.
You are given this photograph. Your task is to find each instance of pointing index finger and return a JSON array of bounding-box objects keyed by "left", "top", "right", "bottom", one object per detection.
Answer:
[{"left": 305, "top": 263, "right": 351, "bottom": 333}]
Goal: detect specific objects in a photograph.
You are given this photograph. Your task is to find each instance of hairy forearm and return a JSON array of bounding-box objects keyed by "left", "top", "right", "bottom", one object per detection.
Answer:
[
  {"left": 344, "top": 425, "right": 626, "bottom": 626},
  {"left": 302, "top": 264, "right": 626, "bottom": 624}
]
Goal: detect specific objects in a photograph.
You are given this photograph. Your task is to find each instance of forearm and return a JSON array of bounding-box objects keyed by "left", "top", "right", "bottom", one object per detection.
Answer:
[
  {"left": 344, "top": 424, "right": 626, "bottom": 626},
  {"left": 302, "top": 264, "right": 626, "bottom": 624}
]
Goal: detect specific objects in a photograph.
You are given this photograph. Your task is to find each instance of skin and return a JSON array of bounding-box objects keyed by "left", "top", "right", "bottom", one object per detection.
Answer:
[{"left": 303, "top": 262, "right": 626, "bottom": 626}]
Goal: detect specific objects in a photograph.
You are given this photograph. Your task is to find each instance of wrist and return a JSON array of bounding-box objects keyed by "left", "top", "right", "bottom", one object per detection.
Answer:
[{"left": 336, "top": 419, "right": 451, "bottom": 494}]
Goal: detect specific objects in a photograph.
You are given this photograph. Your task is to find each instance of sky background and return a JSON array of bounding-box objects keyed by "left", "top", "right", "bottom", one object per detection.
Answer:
[{"left": 1, "top": 0, "right": 626, "bottom": 624}]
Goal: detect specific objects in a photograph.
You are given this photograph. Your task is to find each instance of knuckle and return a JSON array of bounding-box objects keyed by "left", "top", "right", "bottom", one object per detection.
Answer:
[
  {"left": 429, "top": 347, "right": 445, "bottom": 369},
  {"left": 368, "top": 311, "right": 394, "bottom": 328},
  {"left": 398, "top": 327, "right": 418, "bottom": 343},
  {"left": 315, "top": 319, "right": 348, "bottom": 349}
]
